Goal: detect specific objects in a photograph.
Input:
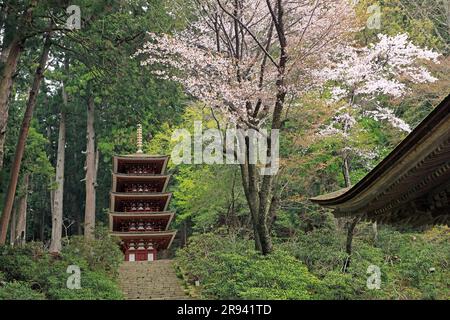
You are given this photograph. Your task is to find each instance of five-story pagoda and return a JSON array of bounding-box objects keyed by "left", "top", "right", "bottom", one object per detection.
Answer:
[{"left": 109, "top": 125, "right": 176, "bottom": 261}]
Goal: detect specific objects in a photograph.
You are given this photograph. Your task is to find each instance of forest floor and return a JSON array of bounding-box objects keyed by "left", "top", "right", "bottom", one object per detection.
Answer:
[{"left": 118, "top": 260, "right": 189, "bottom": 300}]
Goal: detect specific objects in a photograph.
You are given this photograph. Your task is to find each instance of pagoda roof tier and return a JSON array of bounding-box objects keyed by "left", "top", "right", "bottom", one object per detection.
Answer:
[
  {"left": 112, "top": 174, "right": 170, "bottom": 193},
  {"left": 311, "top": 94, "right": 450, "bottom": 227},
  {"left": 110, "top": 192, "right": 172, "bottom": 212},
  {"left": 109, "top": 210, "right": 174, "bottom": 216},
  {"left": 109, "top": 211, "right": 174, "bottom": 217},
  {"left": 115, "top": 154, "right": 169, "bottom": 159},
  {"left": 111, "top": 231, "right": 177, "bottom": 250},
  {"left": 113, "top": 155, "right": 169, "bottom": 175},
  {"left": 109, "top": 212, "right": 174, "bottom": 230}
]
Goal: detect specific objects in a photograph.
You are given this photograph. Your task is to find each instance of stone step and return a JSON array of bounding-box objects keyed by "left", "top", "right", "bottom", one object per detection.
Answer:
[{"left": 118, "top": 259, "right": 190, "bottom": 300}]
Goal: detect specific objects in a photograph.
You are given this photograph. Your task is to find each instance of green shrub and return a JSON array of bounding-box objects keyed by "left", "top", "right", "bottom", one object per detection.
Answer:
[
  {"left": 0, "top": 227, "right": 123, "bottom": 300},
  {"left": 280, "top": 228, "right": 347, "bottom": 276},
  {"left": 314, "top": 271, "right": 358, "bottom": 300},
  {"left": 237, "top": 251, "right": 319, "bottom": 300},
  {"left": 61, "top": 227, "right": 123, "bottom": 277},
  {"left": 176, "top": 219, "right": 449, "bottom": 301},
  {"left": 282, "top": 224, "right": 449, "bottom": 300},
  {"left": 176, "top": 233, "right": 319, "bottom": 299},
  {"left": 0, "top": 281, "right": 45, "bottom": 300},
  {"left": 374, "top": 227, "right": 449, "bottom": 300},
  {"left": 46, "top": 270, "right": 123, "bottom": 300}
]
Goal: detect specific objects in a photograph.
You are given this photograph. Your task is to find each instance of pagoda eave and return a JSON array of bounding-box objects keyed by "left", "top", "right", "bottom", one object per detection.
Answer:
[
  {"left": 112, "top": 174, "right": 171, "bottom": 193},
  {"left": 109, "top": 212, "right": 175, "bottom": 231},
  {"left": 110, "top": 192, "right": 172, "bottom": 212},
  {"left": 114, "top": 155, "right": 169, "bottom": 174},
  {"left": 112, "top": 231, "right": 177, "bottom": 250}
]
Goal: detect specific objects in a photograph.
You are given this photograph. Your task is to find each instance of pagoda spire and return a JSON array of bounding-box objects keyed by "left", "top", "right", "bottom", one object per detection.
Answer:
[{"left": 137, "top": 124, "right": 143, "bottom": 154}]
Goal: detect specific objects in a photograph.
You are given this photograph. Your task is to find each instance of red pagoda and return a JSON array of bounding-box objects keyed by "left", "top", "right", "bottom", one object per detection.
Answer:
[{"left": 109, "top": 125, "right": 176, "bottom": 261}]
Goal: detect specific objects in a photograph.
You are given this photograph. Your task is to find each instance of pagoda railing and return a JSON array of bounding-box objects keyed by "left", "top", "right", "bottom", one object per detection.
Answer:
[
  {"left": 122, "top": 183, "right": 159, "bottom": 193},
  {"left": 123, "top": 164, "right": 159, "bottom": 174},
  {"left": 118, "top": 200, "right": 163, "bottom": 212},
  {"left": 116, "top": 221, "right": 166, "bottom": 232}
]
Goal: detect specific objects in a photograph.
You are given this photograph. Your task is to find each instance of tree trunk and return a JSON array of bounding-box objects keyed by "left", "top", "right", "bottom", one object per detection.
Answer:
[
  {"left": 84, "top": 95, "right": 96, "bottom": 240},
  {"left": 15, "top": 174, "right": 30, "bottom": 245},
  {"left": 40, "top": 209, "right": 45, "bottom": 242},
  {"left": 343, "top": 216, "right": 360, "bottom": 272},
  {"left": 0, "top": 32, "right": 52, "bottom": 245},
  {"left": 257, "top": 209, "right": 272, "bottom": 255},
  {"left": 372, "top": 221, "right": 378, "bottom": 242},
  {"left": 0, "top": 39, "right": 24, "bottom": 171},
  {"left": 49, "top": 107, "right": 66, "bottom": 253},
  {"left": 0, "top": 1, "right": 36, "bottom": 171},
  {"left": 341, "top": 155, "right": 358, "bottom": 272},
  {"left": 9, "top": 206, "right": 17, "bottom": 245},
  {"left": 342, "top": 155, "right": 352, "bottom": 188},
  {"left": 234, "top": 0, "right": 288, "bottom": 256}
]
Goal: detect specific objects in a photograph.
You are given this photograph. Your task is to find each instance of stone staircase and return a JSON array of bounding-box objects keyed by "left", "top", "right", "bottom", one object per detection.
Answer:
[{"left": 118, "top": 260, "right": 189, "bottom": 300}]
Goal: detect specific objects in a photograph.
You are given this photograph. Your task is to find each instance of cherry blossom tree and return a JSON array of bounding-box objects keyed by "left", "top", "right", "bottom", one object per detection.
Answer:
[
  {"left": 135, "top": 0, "right": 357, "bottom": 254},
  {"left": 315, "top": 33, "right": 440, "bottom": 271},
  {"left": 317, "top": 33, "right": 440, "bottom": 188}
]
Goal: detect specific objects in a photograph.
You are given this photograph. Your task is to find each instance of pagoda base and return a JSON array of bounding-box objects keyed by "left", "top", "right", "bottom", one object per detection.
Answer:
[
  {"left": 113, "top": 231, "right": 176, "bottom": 262},
  {"left": 125, "top": 248, "right": 157, "bottom": 262}
]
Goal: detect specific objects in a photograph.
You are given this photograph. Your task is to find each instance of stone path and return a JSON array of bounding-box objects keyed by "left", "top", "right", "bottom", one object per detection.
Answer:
[{"left": 118, "top": 259, "right": 189, "bottom": 300}]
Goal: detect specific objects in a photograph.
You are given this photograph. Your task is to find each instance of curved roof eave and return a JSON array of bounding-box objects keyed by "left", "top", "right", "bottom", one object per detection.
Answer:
[{"left": 310, "top": 94, "right": 450, "bottom": 209}]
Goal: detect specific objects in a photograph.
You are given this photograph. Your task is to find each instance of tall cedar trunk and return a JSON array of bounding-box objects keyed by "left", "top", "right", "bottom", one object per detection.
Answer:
[
  {"left": 40, "top": 209, "right": 45, "bottom": 241},
  {"left": 0, "top": 40, "right": 22, "bottom": 170},
  {"left": 0, "top": 33, "right": 52, "bottom": 245},
  {"left": 84, "top": 95, "right": 96, "bottom": 239},
  {"left": 49, "top": 107, "right": 66, "bottom": 253},
  {"left": 0, "top": 1, "right": 36, "bottom": 171},
  {"left": 15, "top": 173, "right": 30, "bottom": 245},
  {"left": 9, "top": 206, "right": 17, "bottom": 245}
]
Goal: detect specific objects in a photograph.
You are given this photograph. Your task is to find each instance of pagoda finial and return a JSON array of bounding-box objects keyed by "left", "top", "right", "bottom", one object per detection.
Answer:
[{"left": 136, "top": 124, "right": 143, "bottom": 154}]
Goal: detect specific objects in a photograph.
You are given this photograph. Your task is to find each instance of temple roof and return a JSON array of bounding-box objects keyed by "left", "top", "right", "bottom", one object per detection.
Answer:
[
  {"left": 113, "top": 155, "right": 170, "bottom": 175},
  {"left": 110, "top": 212, "right": 174, "bottom": 227},
  {"left": 114, "top": 154, "right": 169, "bottom": 159},
  {"left": 311, "top": 94, "right": 450, "bottom": 227},
  {"left": 111, "top": 231, "right": 177, "bottom": 249}
]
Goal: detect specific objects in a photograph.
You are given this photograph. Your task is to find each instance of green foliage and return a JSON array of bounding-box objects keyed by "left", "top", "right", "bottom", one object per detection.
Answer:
[
  {"left": 61, "top": 227, "right": 123, "bottom": 277},
  {"left": 374, "top": 227, "right": 450, "bottom": 299},
  {"left": 237, "top": 251, "right": 319, "bottom": 300},
  {"left": 177, "top": 224, "right": 448, "bottom": 300},
  {"left": 282, "top": 224, "right": 450, "bottom": 300},
  {"left": 281, "top": 228, "right": 347, "bottom": 277},
  {"left": 176, "top": 233, "right": 319, "bottom": 300},
  {"left": 0, "top": 229, "right": 123, "bottom": 300},
  {"left": 0, "top": 281, "right": 46, "bottom": 300},
  {"left": 314, "top": 271, "right": 359, "bottom": 300},
  {"left": 173, "top": 165, "right": 248, "bottom": 232}
]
